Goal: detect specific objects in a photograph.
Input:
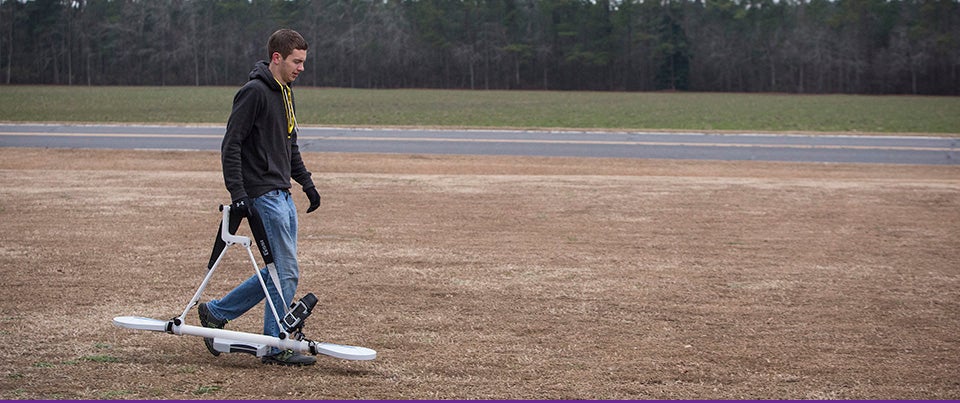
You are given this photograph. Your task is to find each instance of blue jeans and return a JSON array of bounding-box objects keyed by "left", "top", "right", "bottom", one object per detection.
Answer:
[{"left": 205, "top": 189, "right": 299, "bottom": 353}]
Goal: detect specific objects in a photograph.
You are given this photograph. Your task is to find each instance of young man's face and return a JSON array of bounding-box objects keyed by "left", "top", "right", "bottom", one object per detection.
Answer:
[{"left": 272, "top": 49, "right": 306, "bottom": 84}]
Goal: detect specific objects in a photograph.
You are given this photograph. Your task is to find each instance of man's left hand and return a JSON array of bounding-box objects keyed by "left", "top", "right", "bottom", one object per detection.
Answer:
[{"left": 305, "top": 187, "right": 321, "bottom": 213}]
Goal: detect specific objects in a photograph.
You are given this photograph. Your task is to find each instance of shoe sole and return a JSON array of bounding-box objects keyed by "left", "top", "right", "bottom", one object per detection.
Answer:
[{"left": 203, "top": 338, "right": 220, "bottom": 357}]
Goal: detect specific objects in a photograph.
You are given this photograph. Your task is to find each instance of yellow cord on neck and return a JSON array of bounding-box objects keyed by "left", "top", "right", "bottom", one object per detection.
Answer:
[{"left": 275, "top": 78, "right": 296, "bottom": 137}]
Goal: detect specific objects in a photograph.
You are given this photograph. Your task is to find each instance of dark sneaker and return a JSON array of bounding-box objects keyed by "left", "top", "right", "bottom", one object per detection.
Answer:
[
  {"left": 261, "top": 349, "right": 316, "bottom": 366},
  {"left": 198, "top": 302, "right": 227, "bottom": 356}
]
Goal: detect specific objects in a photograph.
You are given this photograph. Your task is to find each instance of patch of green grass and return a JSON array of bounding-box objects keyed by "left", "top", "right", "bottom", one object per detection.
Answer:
[
  {"left": 0, "top": 86, "right": 957, "bottom": 134},
  {"left": 0, "top": 86, "right": 234, "bottom": 124},
  {"left": 194, "top": 385, "right": 222, "bottom": 395},
  {"left": 302, "top": 89, "right": 960, "bottom": 134},
  {"left": 101, "top": 390, "right": 132, "bottom": 399}
]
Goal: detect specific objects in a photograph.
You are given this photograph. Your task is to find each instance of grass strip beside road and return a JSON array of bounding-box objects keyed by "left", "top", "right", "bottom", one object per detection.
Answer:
[{"left": 1, "top": 86, "right": 957, "bottom": 135}]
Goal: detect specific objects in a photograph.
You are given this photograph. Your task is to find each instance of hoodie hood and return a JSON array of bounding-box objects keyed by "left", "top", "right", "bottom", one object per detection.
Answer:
[{"left": 248, "top": 61, "right": 282, "bottom": 91}]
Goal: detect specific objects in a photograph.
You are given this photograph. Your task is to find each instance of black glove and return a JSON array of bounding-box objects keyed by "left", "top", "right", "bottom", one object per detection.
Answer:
[
  {"left": 305, "top": 187, "right": 321, "bottom": 213},
  {"left": 231, "top": 197, "right": 252, "bottom": 218}
]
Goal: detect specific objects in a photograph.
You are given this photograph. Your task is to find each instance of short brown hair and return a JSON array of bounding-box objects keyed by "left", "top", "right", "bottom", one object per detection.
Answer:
[{"left": 268, "top": 29, "right": 308, "bottom": 59}]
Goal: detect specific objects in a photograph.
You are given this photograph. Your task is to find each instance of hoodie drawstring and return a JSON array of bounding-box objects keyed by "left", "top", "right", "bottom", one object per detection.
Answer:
[{"left": 275, "top": 78, "right": 297, "bottom": 137}]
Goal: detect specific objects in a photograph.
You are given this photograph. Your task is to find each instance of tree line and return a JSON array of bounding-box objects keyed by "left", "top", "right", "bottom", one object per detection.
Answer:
[{"left": 1, "top": 0, "right": 957, "bottom": 94}]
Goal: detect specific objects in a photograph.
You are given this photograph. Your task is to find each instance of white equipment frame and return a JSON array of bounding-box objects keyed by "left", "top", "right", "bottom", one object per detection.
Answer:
[{"left": 113, "top": 204, "right": 376, "bottom": 361}]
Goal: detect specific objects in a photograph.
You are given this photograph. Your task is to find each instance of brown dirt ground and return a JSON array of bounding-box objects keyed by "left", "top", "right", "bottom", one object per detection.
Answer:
[{"left": 0, "top": 147, "right": 958, "bottom": 400}]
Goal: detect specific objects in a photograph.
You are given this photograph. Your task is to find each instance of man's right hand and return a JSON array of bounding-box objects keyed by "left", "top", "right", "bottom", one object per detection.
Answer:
[{"left": 231, "top": 197, "right": 252, "bottom": 218}]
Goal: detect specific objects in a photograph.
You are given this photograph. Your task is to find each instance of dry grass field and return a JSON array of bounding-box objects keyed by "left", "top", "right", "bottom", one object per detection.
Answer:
[{"left": 0, "top": 147, "right": 958, "bottom": 399}]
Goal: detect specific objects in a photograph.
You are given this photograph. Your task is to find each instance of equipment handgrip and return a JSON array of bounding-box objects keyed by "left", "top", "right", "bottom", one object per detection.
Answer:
[{"left": 219, "top": 205, "right": 250, "bottom": 247}]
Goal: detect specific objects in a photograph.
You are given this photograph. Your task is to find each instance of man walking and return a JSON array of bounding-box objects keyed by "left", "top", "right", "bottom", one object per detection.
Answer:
[{"left": 198, "top": 28, "right": 321, "bottom": 366}]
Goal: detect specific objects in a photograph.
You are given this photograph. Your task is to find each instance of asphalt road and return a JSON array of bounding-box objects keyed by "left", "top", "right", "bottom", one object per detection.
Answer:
[{"left": 1, "top": 123, "right": 957, "bottom": 165}]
